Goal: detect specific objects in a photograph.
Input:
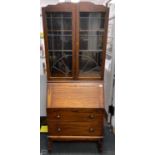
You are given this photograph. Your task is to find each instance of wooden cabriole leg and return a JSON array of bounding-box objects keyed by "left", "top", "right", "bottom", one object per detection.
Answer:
[
  {"left": 48, "top": 138, "right": 52, "bottom": 153},
  {"left": 97, "top": 139, "right": 103, "bottom": 153}
]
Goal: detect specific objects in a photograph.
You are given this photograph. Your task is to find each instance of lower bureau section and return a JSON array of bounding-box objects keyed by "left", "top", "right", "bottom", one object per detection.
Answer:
[
  {"left": 46, "top": 82, "right": 105, "bottom": 153},
  {"left": 48, "top": 122, "right": 103, "bottom": 136}
]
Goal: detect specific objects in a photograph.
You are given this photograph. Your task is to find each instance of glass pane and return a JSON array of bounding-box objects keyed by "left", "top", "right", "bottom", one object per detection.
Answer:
[
  {"left": 46, "top": 12, "right": 72, "bottom": 31},
  {"left": 46, "top": 12, "right": 72, "bottom": 77},
  {"left": 80, "top": 12, "right": 104, "bottom": 31},
  {"left": 49, "top": 52, "right": 72, "bottom": 77},
  {"left": 79, "top": 51, "right": 102, "bottom": 77},
  {"left": 48, "top": 32, "right": 72, "bottom": 50},
  {"left": 80, "top": 31, "right": 103, "bottom": 50},
  {"left": 79, "top": 12, "right": 104, "bottom": 77}
]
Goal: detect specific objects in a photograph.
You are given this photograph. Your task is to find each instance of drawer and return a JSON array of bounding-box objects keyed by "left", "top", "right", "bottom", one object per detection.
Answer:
[
  {"left": 48, "top": 122, "right": 103, "bottom": 136},
  {"left": 47, "top": 108, "right": 104, "bottom": 122}
]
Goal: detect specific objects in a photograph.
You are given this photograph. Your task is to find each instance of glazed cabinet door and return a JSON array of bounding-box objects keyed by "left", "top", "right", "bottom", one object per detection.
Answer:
[
  {"left": 42, "top": 3, "right": 109, "bottom": 81},
  {"left": 42, "top": 4, "right": 76, "bottom": 80},
  {"left": 76, "top": 3, "right": 109, "bottom": 80}
]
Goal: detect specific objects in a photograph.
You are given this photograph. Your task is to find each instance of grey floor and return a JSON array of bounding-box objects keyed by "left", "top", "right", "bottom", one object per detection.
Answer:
[{"left": 40, "top": 125, "right": 115, "bottom": 155}]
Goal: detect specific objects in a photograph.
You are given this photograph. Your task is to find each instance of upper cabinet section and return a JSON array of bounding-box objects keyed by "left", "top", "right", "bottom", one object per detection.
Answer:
[{"left": 42, "top": 2, "right": 109, "bottom": 81}]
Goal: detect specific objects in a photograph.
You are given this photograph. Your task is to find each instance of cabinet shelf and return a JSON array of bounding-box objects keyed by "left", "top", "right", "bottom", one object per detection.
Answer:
[
  {"left": 48, "top": 30, "right": 72, "bottom": 32},
  {"left": 80, "top": 30, "right": 104, "bottom": 32},
  {"left": 48, "top": 34, "right": 72, "bottom": 36},
  {"left": 80, "top": 50, "right": 102, "bottom": 52},
  {"left": 48, "top": 50, "right": 72, "bottom": 52},
  {"left": 80, "top": 17, "right": 104, "bottom": 19},
  {"left": 47, "top": 17, "right": 71, "bottom": 19},
  {"left": 80, "top": 35, "right": 103, "bottom": 37}
]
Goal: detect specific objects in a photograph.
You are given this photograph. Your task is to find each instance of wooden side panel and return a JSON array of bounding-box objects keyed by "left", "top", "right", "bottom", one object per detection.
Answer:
[{"left": 101, "top": 7, "right": 109, "bottom": 80}]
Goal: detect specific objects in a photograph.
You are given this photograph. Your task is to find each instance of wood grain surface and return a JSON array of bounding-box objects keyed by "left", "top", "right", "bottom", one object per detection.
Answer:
[{"left": 47, "top": 82, "right": 104, "bottom": 109}]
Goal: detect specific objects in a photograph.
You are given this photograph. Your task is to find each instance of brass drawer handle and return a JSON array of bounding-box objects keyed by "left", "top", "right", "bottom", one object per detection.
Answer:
[
  {"left": 57, "top": 128, "right": 61, "bottom": 132},
  {"left": 89, "top": 128, "right": 95, "bottom": 132},
  {"left": 89, "top": 114, "right": 95, "bottom": 119},
  {"left": 56, "top": 114, "right": 61, "bottom": 119}
]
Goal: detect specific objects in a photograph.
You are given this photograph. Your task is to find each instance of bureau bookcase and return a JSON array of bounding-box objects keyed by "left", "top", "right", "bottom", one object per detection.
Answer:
[{"left": 42, "top": 2, "right": 109, "bottom": 153}]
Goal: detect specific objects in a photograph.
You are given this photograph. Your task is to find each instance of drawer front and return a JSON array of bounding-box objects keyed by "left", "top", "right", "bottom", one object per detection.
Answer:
[
  {"left": 47, "top": 109, "right": 104, "bottom": 122},
  {"left": 48, "top": 122, "right": 103, "bottom": 136}
]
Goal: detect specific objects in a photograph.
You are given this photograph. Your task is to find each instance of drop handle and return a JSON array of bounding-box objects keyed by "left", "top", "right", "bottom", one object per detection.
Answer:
[
  {"left": 56, "top": 114, "right": 61, "bottom": 119},
  {"left": 89, "top": 114, "right": 95, "bottom": 119},
  {"left": 89, "top": 128, "right": 95, "bottom": 132},
  {"left": 57, "top": 128, "right": 61, "bottom": 132}
]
